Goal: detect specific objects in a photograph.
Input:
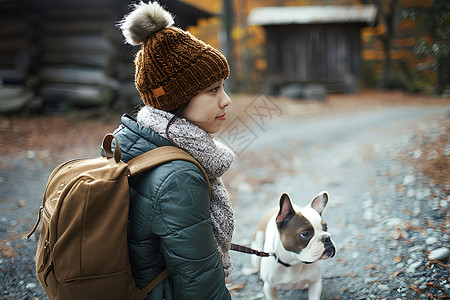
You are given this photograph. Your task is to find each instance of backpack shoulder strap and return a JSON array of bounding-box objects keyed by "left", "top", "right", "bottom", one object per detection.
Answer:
[
  {"left": 127, "top": 146, "right": 211, "bottom": 196},
  {"left": 141, "top": 268, "right": 170, "bottom": 295},
  {"left": 127, "top": 146, "right": 211, "bottom": 294}
]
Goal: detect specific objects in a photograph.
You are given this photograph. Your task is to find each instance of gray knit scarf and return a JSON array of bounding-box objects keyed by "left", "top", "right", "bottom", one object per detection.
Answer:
[{"left": 137, "top": 106, "right": 235, "bottom": 276}]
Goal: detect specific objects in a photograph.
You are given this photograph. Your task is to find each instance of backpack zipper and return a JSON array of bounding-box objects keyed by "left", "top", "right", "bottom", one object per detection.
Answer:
[{"left": 38, "top": 240, "right": 50, "bottom": 273}]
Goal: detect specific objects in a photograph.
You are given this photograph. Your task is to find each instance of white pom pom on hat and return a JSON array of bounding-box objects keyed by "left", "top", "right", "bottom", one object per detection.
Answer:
[{"left": 119, "top": 1, "right": 174, "bottom": 45}]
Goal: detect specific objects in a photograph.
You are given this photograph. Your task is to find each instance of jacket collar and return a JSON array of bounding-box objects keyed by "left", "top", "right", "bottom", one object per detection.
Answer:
[{"left": 112, "top": 114, "right": 173, "bottom": 162}]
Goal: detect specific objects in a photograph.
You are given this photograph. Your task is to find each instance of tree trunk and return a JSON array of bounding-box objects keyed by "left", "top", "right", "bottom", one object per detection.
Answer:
[
  {"left": 221, "top": 0, "right": 234, "bottom": 92},
  {"left": 380, "top": 0, "right": 399, "bottom": 88},
  {"left": 362, "top": 0, "right": 400, "bottom": 89}
]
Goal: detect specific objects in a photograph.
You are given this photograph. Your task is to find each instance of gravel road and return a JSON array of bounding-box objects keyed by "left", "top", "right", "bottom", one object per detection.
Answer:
[
  {"left": 224, "top": 103, "right": 449, "bottom": 299},
  {"left": 1, "top": 92, "right": 449, "bottom": 299}
]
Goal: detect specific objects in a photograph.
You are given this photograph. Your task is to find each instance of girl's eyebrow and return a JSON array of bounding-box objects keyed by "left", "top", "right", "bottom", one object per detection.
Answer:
[
  {"left": 202, "top": 79, "right": 224, "bottom": 91},
  {"left": 210, "top": 81, "right": 222, "bottom": 88}
]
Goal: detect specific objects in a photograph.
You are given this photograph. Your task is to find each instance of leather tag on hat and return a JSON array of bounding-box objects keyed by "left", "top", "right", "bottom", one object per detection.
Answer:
[{"left": 153, "top": 86, "right": 166, "bottom": 97}]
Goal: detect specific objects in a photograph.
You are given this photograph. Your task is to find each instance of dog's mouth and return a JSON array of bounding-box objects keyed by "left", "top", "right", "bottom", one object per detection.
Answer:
[
  {"left": 319, "top": 246, "right": 336, "bottom": 260},
  {"left": 300, "top": 244, "right": 336, "bottom": 264}
]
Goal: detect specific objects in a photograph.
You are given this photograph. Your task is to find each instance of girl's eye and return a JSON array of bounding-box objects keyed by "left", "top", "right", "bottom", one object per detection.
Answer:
[
  {"left": 299, "top": 231, "right": 311, "bottom": 239},
  {"left": 210, "top": 86, "right": 219, "bottom": 93}
]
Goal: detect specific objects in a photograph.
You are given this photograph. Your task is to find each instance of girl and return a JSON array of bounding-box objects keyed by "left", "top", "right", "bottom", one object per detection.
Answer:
[{"left": 114, "top": 2, "right": 234, "bottom": 299}]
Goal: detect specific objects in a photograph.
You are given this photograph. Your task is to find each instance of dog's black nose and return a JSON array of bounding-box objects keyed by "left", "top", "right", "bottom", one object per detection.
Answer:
[{"left": 321, "top": 236, "right": 331, "bottom": 243}]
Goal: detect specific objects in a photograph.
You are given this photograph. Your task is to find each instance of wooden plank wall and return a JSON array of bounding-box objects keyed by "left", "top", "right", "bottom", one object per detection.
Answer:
[{"left": 265, "top": 24, "right": 362, "bottom": 92}]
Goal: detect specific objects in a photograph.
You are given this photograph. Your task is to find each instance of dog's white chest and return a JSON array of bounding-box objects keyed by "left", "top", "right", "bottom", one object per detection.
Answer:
[{"left": 263, "top": 260, "right": 322, "bottom": 290}]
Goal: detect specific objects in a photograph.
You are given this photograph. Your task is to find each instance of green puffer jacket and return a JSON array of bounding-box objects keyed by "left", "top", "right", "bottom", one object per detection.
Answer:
[{"left": 112, "top": 114, "right": 231, "bottom": 300}]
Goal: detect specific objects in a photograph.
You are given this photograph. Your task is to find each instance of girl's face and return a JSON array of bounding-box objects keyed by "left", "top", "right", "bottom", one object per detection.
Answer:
[{"left": 182, "top": 79, "right": 231, "bottom": 133}]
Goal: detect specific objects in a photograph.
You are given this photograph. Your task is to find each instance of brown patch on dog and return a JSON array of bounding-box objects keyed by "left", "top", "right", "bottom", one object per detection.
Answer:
[
  {"left": 273, "top": 193, "right": 315, "bottom": 253},
  {"left": 279, "top": 213, "right": 315, "bottom": 253}
]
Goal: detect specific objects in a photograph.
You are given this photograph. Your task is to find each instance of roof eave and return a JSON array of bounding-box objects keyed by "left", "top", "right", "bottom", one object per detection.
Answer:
[{"left": 248, "top": 5, "right": 378, "bottom": 28}]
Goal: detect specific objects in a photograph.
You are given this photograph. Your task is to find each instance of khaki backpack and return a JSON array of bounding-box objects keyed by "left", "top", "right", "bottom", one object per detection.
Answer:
[{"left": 27, "top": 133, "right": 210, "bottom": 300}]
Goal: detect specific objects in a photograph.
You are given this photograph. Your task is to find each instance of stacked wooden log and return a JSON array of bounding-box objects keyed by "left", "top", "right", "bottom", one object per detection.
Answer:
[
  {"left": 0, "top": 7, "right": 40, "bottom": 113},
  {"left": 38, "top": 7, "right": 120, "bottom": 112}
]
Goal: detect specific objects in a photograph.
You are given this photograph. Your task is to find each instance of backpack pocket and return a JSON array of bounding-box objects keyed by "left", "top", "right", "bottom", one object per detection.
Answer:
[{"left": 55, "top": 268, "right": 147, "bottom": 300}]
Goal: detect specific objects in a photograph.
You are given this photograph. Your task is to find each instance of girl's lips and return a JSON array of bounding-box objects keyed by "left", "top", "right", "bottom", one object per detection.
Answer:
[{"left": 216, "top": 113, "right": 226, "bottom": 121}]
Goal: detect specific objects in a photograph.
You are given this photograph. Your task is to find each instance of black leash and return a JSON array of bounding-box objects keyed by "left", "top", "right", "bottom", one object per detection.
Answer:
[
  {"left": 229, "top": 243, "right": 291, "bottom": 267},
  {"left": 230, "top": 243, "right": 272, "bottom": 257}
]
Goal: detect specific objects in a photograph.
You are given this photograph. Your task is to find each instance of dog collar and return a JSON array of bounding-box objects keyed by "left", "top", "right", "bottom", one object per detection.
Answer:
[
  {"left": 275, "top": 256, "right": 291, "bottom": 268},
  {"left": 229, "top": 243, "right": 292, "bottom": 267}
]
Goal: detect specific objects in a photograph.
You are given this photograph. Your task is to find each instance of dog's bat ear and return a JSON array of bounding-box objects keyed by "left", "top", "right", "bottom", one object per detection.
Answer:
[
  {"left": 276, "top": 193, "right": 295, "bottom": 228},
  {"left": 311, "top": 191, "right": 329, "bottom": 215}
]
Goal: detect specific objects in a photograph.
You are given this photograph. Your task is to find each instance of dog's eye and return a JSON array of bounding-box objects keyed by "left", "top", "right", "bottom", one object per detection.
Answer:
[{"left": 299, "top": 231, "right": 311, "bottom": 239}]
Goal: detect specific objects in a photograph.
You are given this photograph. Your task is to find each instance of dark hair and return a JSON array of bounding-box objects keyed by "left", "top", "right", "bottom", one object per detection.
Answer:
[
  {"left": 132, "top": 103, "right": 145, "bottom": 117},
  {"left": 165, "top": 104, "right": 188, "bottom": 146}
]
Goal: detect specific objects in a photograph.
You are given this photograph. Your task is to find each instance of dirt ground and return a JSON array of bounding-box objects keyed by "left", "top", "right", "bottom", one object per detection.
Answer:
[
  {"left": 0, "top": 90, "right": 447, "bottom": 166},
  {"left": 0, "top": 90, "right": 449, "bottom": 299}
]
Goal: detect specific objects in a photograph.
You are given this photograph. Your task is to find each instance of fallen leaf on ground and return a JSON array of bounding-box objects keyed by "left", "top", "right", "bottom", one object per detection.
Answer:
[
  {"left": 364, "top": 265, "right": 377, "bottom": 270},
  {"left": 390, "top": 229, "right": 405, "bottom": 239},
  {"left": 393, "top": 270, "right": 404, "bottom": 278},
  {"left": 409, "top": 285, "right": 422, "bottom": 295},
  {"left": 427, "top": 260, "right": 450, "bottom": 269},
  {"left": 227, "top": 283, "right": 245, "bottom": 292}
]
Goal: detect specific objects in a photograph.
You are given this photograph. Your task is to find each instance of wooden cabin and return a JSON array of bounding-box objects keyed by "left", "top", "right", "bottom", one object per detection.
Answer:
[
  {"left": 0, "top": 0, "right": 213, "bottom": 113},
  {"left": 248, "top": 5, "right": 377, "bottom": 97}
]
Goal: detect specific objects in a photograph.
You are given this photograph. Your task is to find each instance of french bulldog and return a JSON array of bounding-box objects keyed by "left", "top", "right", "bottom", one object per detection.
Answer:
[{"left": 251, "top": 192, "right": 336, "bottom": 300}]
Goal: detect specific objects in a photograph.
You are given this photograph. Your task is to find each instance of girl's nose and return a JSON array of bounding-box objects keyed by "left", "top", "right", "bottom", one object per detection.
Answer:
[{"left": 220, "top": 92, "right": 231, "bottom": 108}]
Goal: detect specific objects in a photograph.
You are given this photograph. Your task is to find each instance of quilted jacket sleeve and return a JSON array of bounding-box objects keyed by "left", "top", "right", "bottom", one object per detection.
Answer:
[{"left": 151, "top": 162, "right": 231, "bottom": 300}]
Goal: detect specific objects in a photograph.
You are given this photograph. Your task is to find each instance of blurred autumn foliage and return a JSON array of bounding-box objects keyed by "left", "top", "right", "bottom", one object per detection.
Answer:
[{"left": 182, "top": 0, "right": 448, "bottom": 95}]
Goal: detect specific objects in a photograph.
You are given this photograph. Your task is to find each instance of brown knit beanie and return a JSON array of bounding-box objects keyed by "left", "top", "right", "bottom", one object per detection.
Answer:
[{"left": 119, "top": 1, "right": 229, "bottom": 112}]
